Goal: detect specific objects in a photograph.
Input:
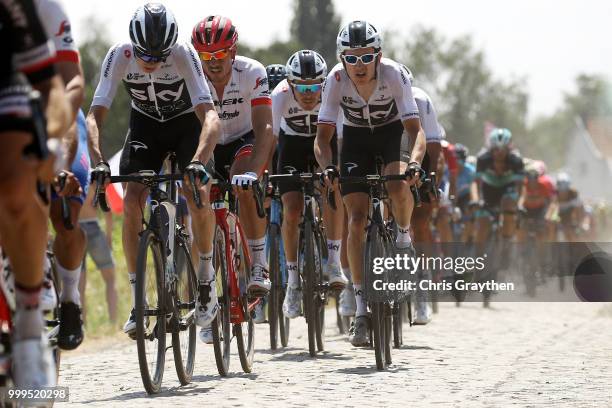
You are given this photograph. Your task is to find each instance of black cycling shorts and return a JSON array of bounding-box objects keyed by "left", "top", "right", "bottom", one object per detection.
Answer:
[
  {"left": 212, "top": 131, "right": 254, "bottom": 181},
  {"left": 276, "top": 130, "right": 337, "bottom": 195},
  {"left": 0, "top": 74, "right": 35, "bottom": 134},
  {"left": 340, "top": 120, "right": 404, "bottom": 196},
  {"left": 119, "top": 109, "right": 200, "bottom": 175}
]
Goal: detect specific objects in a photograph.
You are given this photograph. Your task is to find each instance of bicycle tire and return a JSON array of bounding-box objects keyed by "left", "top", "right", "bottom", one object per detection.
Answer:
[
  {"left": 268, "top": 225, "right": 280, "bottom": 350},
  {"left": 335, "top": 296, "right": 347, "bottom": 335},
  {"left": 392, "top": 302, "right": 403, "bottom": 348},
  {"left": 384, "top": 303, "right": 393, "bottom": 365},
  {"left": 314, "top": 230, "right": 325, "bottom": 352},
  {"left": 279, "top": 285, "right": 290, "bottom": 347},
  {"left": 172, "top": 237, "right": 197, "bottom": 385},
  {"left": 135, "top": 230, "right": 166, "bottom": 394},
  {"left": 212, "top": 226, "right": 231, "bottom": 376},
  {"left": 235, "top": 224, "right": 255, "bottom": 372},
  {"left": 300, "top": 224, "right": 318, "bottom": 357},
  {"left": 365, "top": 223, "right": 387, "bottom": 370}
]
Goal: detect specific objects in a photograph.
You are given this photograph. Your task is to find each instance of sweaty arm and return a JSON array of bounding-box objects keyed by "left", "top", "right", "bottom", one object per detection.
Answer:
[
  {"left": 192, "top": 103, "right": 221, "bottom": 163},
  {"left": 315, "top": 75, "right": 341, "bottom": 170},
  {"left": 249, "top": 104, "right": 274, "bottom": 174}
]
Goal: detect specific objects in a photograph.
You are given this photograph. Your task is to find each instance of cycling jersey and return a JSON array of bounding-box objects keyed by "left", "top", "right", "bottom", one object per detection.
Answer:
[
  {"left": 441, "top": 141, "right": 458, "bottom": 177},
  {"left": 0, "top": 0, "right": 56, "bottom": 131},
  {"left": 412, "top": 86, "right": 442, "bottom": 143},
  {"left": 272, "top": 78, "right": 343, "bottom": 138},
  {"left": 35, "top": 0, "right": 78, "bottom": 63},
  {"left": 318, "top": 58, "right": 420, "bottom": 129},
  {"left": 92, "top": 42, "right": 212, "bottom": 122},
  {"left": 457, "top": 162, "right": 476, "bottom": 199},
  {"left": 476, "top": 148, "right": 524, "bottom": 208},
  {"left": 206, "top": 55, "right": 271, "bottom": 145},
  {"left": 523, "top": 175, "right": 555, "bottom": 210}
]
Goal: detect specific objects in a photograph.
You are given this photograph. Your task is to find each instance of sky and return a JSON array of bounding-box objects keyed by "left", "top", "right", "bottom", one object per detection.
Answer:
[{"left": 61, "top": 0, "right": 612, "bottom": 121}]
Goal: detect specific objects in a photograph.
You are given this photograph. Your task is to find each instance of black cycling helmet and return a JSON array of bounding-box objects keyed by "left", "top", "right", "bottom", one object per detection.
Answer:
[
  {"left": 266, "top": 64, "right": 288, "bottom": 91},
  {"left": 455, "top": 143, "right": 469, "bottom": 162},
  {"left": 129, "top": 3, "right": 178, "bottom": 58}
]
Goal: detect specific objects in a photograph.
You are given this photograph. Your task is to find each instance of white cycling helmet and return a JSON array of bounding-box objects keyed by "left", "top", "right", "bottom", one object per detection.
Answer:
[
  {"left": 556, "top": 172, "right": 571, "bottom": 191},
  {"left": 286, "top": 50, "right": 327, "bottom": 82},
  {"left": 336, "top": 20, "right": 382, "bottom": 56},
  {"left": 129, "top": 3, "right": 178, "bottom": 58},
  {"left": 488, "top": 128, "right": 512, "bottom": 149}
]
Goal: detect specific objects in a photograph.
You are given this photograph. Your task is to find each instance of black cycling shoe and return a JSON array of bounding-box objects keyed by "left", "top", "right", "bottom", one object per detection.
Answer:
[{"left": 58, "top": 302, "right": 84, "bottom": 350}]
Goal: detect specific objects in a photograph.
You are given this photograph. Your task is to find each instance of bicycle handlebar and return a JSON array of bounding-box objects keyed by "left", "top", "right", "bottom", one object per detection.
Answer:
[{"left": 57, "top": 171, "right": 73, "bottom": 230}]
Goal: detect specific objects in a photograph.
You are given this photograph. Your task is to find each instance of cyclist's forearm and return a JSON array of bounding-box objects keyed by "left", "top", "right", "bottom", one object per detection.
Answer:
[
  {"left": 405, "top": 119, "right": 425, "bottom": 164},
  {"left": 86, "top": 107, "right": 107, "bottom": 164},
  {"left": 314, "top": 124, "right": 335, "bottom": 169},
  {"left": 426, "top": 141, "right": 441, "bottom": 173},
  {"left": 193, "top": 108, "right": 220, "bottom": 163},
  {"left": 37, "top": 75, "right": 71, "bottom": 139},
  {"left": 64, "top": 121, "right": 79, "bottom": 165},
  {"left": 57, "top": 61, "right": 85, "bottom": 122},
  {"left": 249, "top": 115, "right": 274, "bottom": 174}
]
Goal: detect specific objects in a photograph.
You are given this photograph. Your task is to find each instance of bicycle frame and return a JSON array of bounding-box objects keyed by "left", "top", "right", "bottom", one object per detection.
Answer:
[{"left": 210, "top": 186, "right": 258, "bottom": 324}]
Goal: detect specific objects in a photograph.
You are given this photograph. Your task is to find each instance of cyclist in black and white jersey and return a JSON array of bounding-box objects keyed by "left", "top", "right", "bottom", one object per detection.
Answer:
[
  {"left": 315, "top": 21, "right": 426, "bottom": 346},
  {"left": 0, "top": 0, "right": 72, "bottom": 390},
  {"left": 271, "top": 50, "right": 347, "bottom": 319},
  {"left": 87, "top": 3, "right": 221, "bottom": 337}
]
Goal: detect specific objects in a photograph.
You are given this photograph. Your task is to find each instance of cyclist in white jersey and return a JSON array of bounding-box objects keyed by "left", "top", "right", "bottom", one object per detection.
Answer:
[
  {"left": 87, "top": 3, "right": 221, "bottom": 337},
  {"left": 315, "top": 21, "right": 426, "bottom": 346},
  {"left": 271, "top": 50, "right": 347, "bottom": 320},
  {"left": 190, "top": 15, "right": 275, "bottom": 343},
  {"left": 36, "top": 0, "right": 89, "bottom": 351}
]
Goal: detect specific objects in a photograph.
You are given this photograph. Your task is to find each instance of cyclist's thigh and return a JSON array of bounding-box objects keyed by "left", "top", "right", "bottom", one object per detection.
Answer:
[
  {"left": 228, "top": 131, "right": 255, "bottom": 177},
  {"left": 119, "top": 110, "right": 167, "bottom": 175},
  {"left": 171, "top": 112, "right": 201, "bottom": 171},
  {"left": 277, "top": 131, "right": 312, "bottom": 195},
  {"left": 342, "top": 192, "right": 370, "bottom": 221},
  {"left": 0, "top": 131, "right": 33, "bottom": 186},
  {"left": 339, "top": 126, "right": 376, "bottom": 196}
]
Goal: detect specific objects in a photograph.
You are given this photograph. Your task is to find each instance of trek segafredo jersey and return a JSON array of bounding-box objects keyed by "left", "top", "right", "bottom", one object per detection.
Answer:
[
  {"left": 35, "top": 0, "right": 78, "bottom": 64},
  {"left": 205, "top": 55, "right": 271, "bottom": 145},
  {"left": 92, "top": 42, "right": 212, "bottom": 122},
  {"left": 317, "top": 58, "right": 420, "bottom": 129}
]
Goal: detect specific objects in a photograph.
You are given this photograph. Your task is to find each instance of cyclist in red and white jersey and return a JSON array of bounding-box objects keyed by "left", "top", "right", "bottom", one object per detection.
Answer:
[
  {"left": 87, "top": 3, "right": 221, "bottom": 338},
  {"left": 315, "top": 21, "right": 425, "bottom": 346},
  {"left": 0, "top": 0, "right": 71, "bottom": 390},
  {"left": 190, "top": 15, "right": 275, "bottom": 343},
  {"left": 271, "top": 50, "right": 347, "bottom": 320}
]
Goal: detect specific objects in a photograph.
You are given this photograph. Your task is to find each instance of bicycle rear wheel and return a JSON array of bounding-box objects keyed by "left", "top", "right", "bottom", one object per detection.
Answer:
[
  {"left": 212, "top": 226, "right": 231, "bottom": 376},
  {"left": 235, "top": 223, "right": 255, "bottom": 373},
  {"left": 135, "top": 230, "right": 166, "bottom": 394},
  {"left": 172, "top": 237, "right": 197, "bottom": 385},
  {"left": 392, "top": 302, "right": 403, "bottom": 348}
]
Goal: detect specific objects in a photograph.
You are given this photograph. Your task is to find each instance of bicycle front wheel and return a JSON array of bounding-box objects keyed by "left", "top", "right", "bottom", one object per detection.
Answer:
[
  {"left": 267, "top": 224, "right": 280, "bottom": 350},
  {"left": 299, "top": 223, "right": 318, "bottom": 357},
  {"left": 172, "top": 237, "right": 197, "bottom": 385},
  {"left": 212, "top": 226, "right": 231, "bottom": 376},
  {"left": 135, "top": 230, "right": 166, "bottom": 394},
  {"left": 235, "top": 222, "right": 255, "bottom": 373}
]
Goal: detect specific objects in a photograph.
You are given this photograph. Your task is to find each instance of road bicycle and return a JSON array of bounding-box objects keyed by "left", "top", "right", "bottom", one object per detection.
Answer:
[{"left": 94, "top": 153, "right": 197, "bottom": 394}]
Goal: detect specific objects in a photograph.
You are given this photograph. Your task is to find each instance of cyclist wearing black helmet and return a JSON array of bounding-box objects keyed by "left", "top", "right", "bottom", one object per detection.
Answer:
[{"left": 87, "top": 3, "right": 221, "bottom": 337}]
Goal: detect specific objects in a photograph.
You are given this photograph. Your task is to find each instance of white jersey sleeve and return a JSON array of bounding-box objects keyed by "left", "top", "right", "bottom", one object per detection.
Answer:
[
  {"left": 271, "top": 79, "right": 289, "bottom": 136},
  {"left": 389, "top": 63, "right": 420, "bottom": 121},
  {"left": 91, "top": 43, "right": 129, "bottom": 109},
  {"left": 317, "top": 66, "right": 342, "bottom": 126},
  {"left": 412, "top": 86, "right": 442, "bottom": 143},
  {"left": 36, "top": 0, "right": 78, "bottom": 62},
  {"left": 248, "top": 60, "right": 272, "bottom": 107},
  {"left": 173, "top": 42, "right": 213, "bottom": 107}
]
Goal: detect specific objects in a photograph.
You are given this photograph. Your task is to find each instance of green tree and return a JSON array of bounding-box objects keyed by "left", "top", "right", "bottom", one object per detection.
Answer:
[
  {"left": 290, "top": 0, "right": 341, "bottom": 67},
  {"left": 79, "top": 17, "right": 130, "bottom": 158},
  {"left": 239, "top": 40, "right": 302, "bottom": 67}
]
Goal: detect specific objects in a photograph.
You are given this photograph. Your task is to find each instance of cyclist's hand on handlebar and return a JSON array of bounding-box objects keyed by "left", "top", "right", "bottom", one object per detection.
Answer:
[
  {"left": 54, "top": 171, "right": 82, "bottom": 198},
  {"left": 405, "top": 162, "right": 422, "bottom": 186},
  {"left": 90, "top": 161, "right": 111, "bottom": 188},
  {"left": 231, "top": 171, "right": 258, "bottom": 189},
  {"left": 320, "top": 165, "right": 339, "bottom": 189},
  {"left": 184, "top": 161, "right": 210, "bottom": 188}
]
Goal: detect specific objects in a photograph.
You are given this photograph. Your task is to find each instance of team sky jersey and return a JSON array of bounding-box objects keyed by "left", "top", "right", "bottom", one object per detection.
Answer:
[
  {"left": 318, "top": 58, "right": 420, "bottom": 129},
  {"left": 206, "top": 55, "right": 271, "bottom": 145},
  {"left": 36, "top": 0, "right": 78, "bottom": 63},
  {"left": 92, "top": 42, "right": 212, "bottom": 122},
  {"left": 271, "top": 78, "right": 343, "bottom": 138},
  {"left": 476, "top": 148, "right": 525, "bottom": 187},
  {"left": 523, "top": 175, "right": 555, "bottom": 209}
]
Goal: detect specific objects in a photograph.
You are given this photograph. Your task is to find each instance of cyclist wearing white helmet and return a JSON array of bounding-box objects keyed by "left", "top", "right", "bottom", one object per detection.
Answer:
[
  {"left": 315, "top": 20, "right": 426, "bottom": 346},
  {"left": 87, "top": 3, "right": 221, "bottom": 337},
  {"left": 553, "top": 172, "right": 584, "bottom": 242},
  {"left": 271, "top": 50, "right": 347, "bottom": 321}
]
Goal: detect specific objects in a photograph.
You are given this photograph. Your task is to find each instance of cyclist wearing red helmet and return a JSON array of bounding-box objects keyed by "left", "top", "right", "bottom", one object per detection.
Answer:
[{"left": 191, "top": 15, "right": 274, "bottom": 344}]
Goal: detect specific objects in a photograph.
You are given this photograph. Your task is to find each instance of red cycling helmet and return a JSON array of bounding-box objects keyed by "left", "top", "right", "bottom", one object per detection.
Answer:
[{"left": 191, "top": 15, "right": 238, "bottom": 52}]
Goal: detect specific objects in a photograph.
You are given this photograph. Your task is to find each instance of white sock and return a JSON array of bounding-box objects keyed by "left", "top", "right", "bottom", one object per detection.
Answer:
[
  {"left": 198, "top": 251, "right": 214, "bottom": 282},
  {"left": 327, "top": 239, "right": 341, "bottom": 266},
  {"left": 57, "top": 263, "right": 81, "bottom": 305},
  {"left": 128, "top": 272, "right": 136, "bottom": 308},
  {"left": 248, "top": 237, "right": 267, "bottom": 268},
  {"left": 15, "top": 284, "right": 44, "bottom": 340},
  {"left": 287, "top": 262, "right": 299, "bottom": 288},
  {"left": 396, "top": 225, "right": 412, "bottom": 248},
  {"left": 342, "top": 267, "right": 352, "bottom": 284},
  {"left": 354, "top": 284, "right": 367, "bottom": 317}
]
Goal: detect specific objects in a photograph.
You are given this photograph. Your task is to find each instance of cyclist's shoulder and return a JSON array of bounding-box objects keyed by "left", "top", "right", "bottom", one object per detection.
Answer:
[
  {"left": 271, "top": 79, "right": 290, "bottom": 100},
  {"left": 507, "top": 150, "right": 524, "bottom": 168},
  {"left": 233, "top": 55, "right": 266, "bottom": 74},
  {"left": 325, "top": 62, "right": 346, "bottom": 83},
  {"left": 380, "top": 58, "right": 410, "bottom": 84},
  {"left": 100, "top": 42, "right": 132, "bottom": 76}
]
